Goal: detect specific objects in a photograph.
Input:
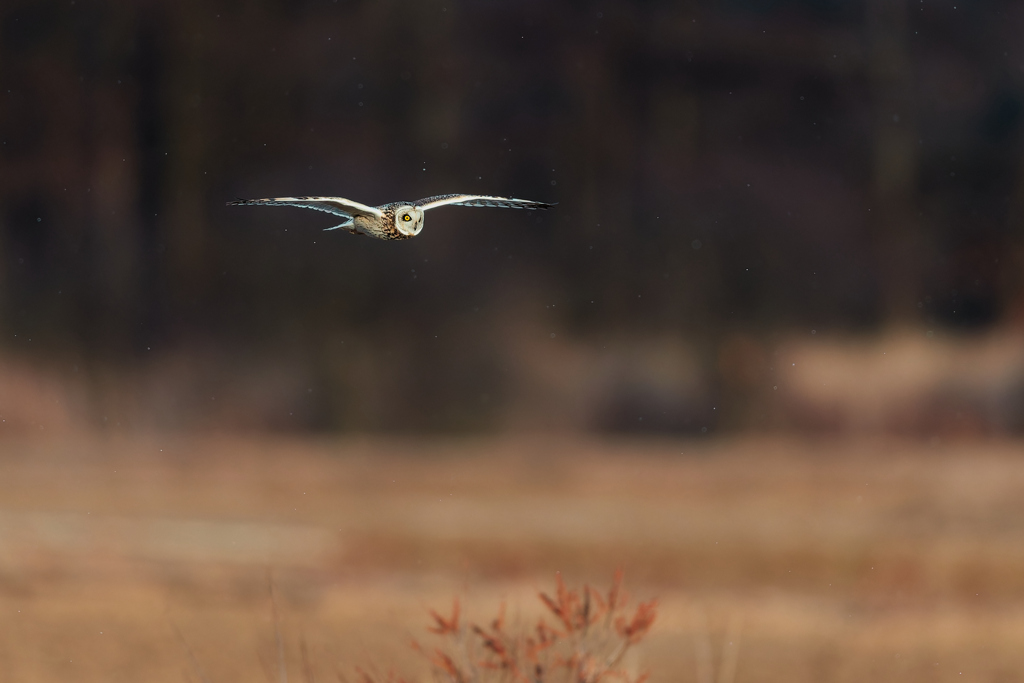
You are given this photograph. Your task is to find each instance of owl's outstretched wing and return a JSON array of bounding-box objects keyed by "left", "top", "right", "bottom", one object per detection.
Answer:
[
  {"left": 413, "top": 194, "right": 556, "bottom": 211},
  {"left": 227, "top": 196, "right": 383, "bottom": 219}
]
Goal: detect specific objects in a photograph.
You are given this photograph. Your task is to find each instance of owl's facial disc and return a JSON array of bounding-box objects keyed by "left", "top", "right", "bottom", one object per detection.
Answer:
[{"left": 395, "top": 206, "right": 423, "bottom": 236}]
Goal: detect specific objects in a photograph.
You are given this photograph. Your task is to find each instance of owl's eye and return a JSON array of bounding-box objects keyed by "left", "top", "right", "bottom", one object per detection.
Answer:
[{"left": 402, "top": 214, "right": 411, "bottom": 222}]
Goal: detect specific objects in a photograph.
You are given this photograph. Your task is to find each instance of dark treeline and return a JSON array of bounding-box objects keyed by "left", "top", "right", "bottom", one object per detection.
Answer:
[{"left": 1, "top": 0, "right": 1023, "bottom": 431}]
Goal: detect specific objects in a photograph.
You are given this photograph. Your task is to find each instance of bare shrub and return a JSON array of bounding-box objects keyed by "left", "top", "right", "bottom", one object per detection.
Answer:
[{"left": 357, "top": 572, "right": 658, "bottom": 683}]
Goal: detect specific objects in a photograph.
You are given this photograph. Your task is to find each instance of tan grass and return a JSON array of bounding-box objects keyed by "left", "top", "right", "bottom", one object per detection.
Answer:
[{"left": 1, "top": 435, "right": 1024, "bottom": 682}]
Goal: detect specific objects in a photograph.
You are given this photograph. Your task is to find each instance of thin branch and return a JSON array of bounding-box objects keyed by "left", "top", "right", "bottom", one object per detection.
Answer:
[
  {"left": 269, "top": 570, "right": 288, "bottom": 683},
  {"left": 168, "top": 618, "right": 213, "bottom": 683},
  {"left": 716, "top": 615, "right": 743, "bottom": 683}
]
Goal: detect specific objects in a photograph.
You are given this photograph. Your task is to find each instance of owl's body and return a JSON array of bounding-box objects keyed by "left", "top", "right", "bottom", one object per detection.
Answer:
[
  {"left": 354, "top": 204, "right": 406, "bottom": 240},
  {"left": 228, "top": 193, "right": 554, "bottom": 240}
]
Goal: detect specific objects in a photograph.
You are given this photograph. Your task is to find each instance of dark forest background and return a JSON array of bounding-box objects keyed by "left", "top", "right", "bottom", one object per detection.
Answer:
[{"left": 2, "top": 0, "right": 1024, "bottom": 433}]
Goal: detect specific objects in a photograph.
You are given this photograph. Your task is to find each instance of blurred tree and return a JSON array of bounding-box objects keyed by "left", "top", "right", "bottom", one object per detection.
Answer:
[{"left": 1, "top": 0, "right": 1023, "bottom": 431}]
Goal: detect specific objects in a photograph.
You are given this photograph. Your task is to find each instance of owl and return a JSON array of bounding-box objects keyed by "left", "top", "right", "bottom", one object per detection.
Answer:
[{"left": 227, "top": 193, "right": 555, "bottom": 240}]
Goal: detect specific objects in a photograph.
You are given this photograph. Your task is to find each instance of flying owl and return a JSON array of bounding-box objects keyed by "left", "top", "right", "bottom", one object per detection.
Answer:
[{"left": 227, "top": 194, "right": 555, "bottom": 240}]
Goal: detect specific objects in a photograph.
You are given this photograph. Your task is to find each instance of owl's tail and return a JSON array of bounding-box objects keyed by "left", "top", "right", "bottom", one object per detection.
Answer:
[{"left": 324, "top": 218, "right": 355, "bottom": 232}]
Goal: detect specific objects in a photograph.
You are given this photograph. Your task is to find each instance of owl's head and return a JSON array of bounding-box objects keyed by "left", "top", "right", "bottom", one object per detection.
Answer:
[{"left": 394, "top": 205, "right": 424, "bottom": 236}]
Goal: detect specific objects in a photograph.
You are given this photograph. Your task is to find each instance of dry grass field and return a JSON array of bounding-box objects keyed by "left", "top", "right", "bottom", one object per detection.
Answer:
[{"left": 0, "top": 434, "right": 1023, "bottom": 682}]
